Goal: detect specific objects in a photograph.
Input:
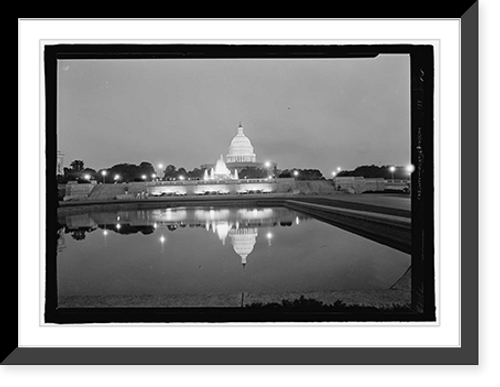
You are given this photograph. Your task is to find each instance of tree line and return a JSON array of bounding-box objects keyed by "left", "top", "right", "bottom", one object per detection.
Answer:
[
  {"left": 58, "top": 160, "right": 327, "bottom": 183},
  {"left": 58, "top": 160, "right": 410, "bottom": 183},
  {"left": 60, "top": 160, "right": 157, "bottom": 183},
  {"left": 337, "top": 165, "right": 411, "bottom": 180}
]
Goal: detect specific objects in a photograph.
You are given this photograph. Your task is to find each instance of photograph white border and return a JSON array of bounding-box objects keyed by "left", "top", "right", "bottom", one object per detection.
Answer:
[{"left": 19, "top": 19, "right": 459, "bottom": 347}]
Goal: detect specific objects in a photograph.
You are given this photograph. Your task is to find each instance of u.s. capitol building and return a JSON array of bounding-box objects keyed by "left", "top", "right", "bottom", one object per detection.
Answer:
[{"left": 201, "top": 123, "right": 277, "bottom": 172}]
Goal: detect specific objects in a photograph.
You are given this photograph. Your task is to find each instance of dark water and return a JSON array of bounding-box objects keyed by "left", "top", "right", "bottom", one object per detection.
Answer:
[{"left": 57, "top": 206, "right": 410, "bottom": 304}]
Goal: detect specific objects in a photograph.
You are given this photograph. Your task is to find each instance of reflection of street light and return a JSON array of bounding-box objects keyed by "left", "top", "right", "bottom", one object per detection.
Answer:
[
  {"left": 389, "top": 166, "right": 396, "bottom": 180},
  {"left": 266, "top": 232, "right": 273, "bottom": 246},
  {"left": 103, "top": 227, "right": 108, "bottom": 247},
  {"left": 160, "top": 235, "right": 165, "bottom": 253},
  {"left": 101, "top": 170, "right": 107, "bottom": 184}
]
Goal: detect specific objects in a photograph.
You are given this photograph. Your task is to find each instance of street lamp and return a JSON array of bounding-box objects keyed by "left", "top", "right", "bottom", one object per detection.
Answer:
[
  {"left": 158, "top": 164, "right": 164, "bottom": 180},
  {"left": 337, "top": 167, "right": 341, "bottom": 172},
  {"left": 389, "top": 166, "right": 396, "bottom": 181},
  {"left": 406, "top": 164, "right": 415, "bottom": 181},
  {"left": 101, "top": 170, "right": 107, "bottom": 184},
  {"left": 332, "top": 171, "right": 337, "bottom": 178},
  {"left": 264, "top": 161, "right": 271, "bottom": 168},
  {"left": 141, "top": 174, "right": 147, "bottom": 180},
  {"left": 114, "top": 174, "right": 120, "bottom": 182},
  {"left": 83, "top": 174, "right": 91, "bottom": 181},
  {"left": 179, "top": 175, "right": 185, "bottom": 181},
  {"left": 293, "top": 170, "right": 299, "bottom": 178}
]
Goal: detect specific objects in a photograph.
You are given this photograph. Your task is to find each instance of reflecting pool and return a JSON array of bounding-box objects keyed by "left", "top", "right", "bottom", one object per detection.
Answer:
[{"left": 56, "top": 206, "right": 411, "bottom": 308}]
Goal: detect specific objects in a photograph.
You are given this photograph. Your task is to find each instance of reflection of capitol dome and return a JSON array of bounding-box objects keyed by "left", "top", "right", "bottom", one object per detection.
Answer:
[
  {"left": 229, "top": 228, "right": 258, "bottom": 267},
  {"left": 226, "top": 124, "right": 256, "bottom": 163}
]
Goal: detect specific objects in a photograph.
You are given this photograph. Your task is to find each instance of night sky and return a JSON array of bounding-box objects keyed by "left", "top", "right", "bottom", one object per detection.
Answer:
[{"left": 57, "top": 55, "right": 410, "bottom": 176}]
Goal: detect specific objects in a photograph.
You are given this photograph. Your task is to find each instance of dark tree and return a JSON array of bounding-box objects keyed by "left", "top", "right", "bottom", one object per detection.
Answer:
[
  {"left": 336, "top": 165, "right": 408, "bottom": 180},
  {"left": 104, "top": 162, "right": 157, "bottom": 182},
  {"left": 138, "top": 161, "right": 156, "bottom": 177},
  {"left": 62, "top": 167, "right": 78, "bottom": 182},
  {"left": 71, "top": 229, "right": 86, "bottom": 241},
  {"left": 239, "top": 167, "right": 267, "bottom": 179},
  {"left": 278, "top": 169, "right": 292, "bottom": 178},
  {"left": 81, "top": 168, "right": 97, "bottom": 180},
  {"left": 175, "top": 167, "right": 188, "bottom": 179},
  {"left": 187, "top": 167, "right": 204, "bottom": 179},
  {"left": 70, "top": 160, "right": 84, "bottom": 172},
  {"left": 296, "top": 169, "right": 324, "bottom": 180},
  {"left": 108, "top": 163, "right": 137, "bottom": 182},
  {"left": 163, "top": 164, "right": 177, "bottom": 180}
]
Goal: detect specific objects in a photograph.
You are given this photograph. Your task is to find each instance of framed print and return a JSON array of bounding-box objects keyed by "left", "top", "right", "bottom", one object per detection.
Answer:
[
  {"left": 45, "top": 43, "right": 433, "bottom": 324},
  {"left": 8, "top": 11, "right": 478, "bottom": 365}
]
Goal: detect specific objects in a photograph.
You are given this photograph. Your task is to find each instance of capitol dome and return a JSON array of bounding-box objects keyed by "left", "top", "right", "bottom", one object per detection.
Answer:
[{"left": 226, "top": 124, "right": 256, "bottom": 163}]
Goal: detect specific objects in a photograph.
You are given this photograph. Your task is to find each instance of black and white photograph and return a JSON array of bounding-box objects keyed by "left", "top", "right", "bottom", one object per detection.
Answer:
[{"left": 45, "top": 44, "right": 435, "bottom": 323}]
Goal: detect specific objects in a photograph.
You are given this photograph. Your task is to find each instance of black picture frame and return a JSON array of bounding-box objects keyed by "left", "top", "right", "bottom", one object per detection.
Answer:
[{"left": 7, "top": 9, "right": 478, "bottom": 365}]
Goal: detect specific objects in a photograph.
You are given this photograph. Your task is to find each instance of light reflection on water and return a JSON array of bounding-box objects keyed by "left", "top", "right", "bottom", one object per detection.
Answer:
[{"left": 57, "top": 206, "right": 410, "bottom": 301}]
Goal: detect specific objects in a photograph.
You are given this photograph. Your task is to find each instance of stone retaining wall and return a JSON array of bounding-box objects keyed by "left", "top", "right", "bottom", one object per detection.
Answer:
[
  {"left": 61, "top": 178, "right": 343, "bottom": 203},
  {"left": 63, "top": 182, "right": 95, "bottom": 201}
]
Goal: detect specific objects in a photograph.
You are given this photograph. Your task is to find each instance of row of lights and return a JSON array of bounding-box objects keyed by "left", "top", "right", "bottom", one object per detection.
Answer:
[
  {"left": 84, "top": 160, "right": 274, "bottom": 182},
  {"left": 84, "top": 163, "right": 414, "bottom": 182},
  {"left": 82, "top": 171, "right": 166, "bottom": 182},
  {"left": 330, "top": 165, "right": 415, "bottom": 178},
  {"left": 389, "top": 165, "right": 415, "bottom": 180}
]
